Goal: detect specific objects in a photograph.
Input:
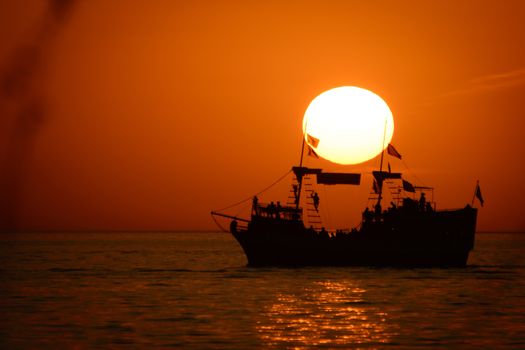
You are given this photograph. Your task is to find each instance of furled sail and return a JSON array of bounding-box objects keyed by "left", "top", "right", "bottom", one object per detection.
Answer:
[
  {"left": 317, "top": 172, "right": 361, "bottom": 185},
  {"left": 291, "top": 167, "right": 360, "bottom": 185},
  {"left": 372, "top": 171, "right": 402, "bottom": 182},
  {"left": 292, "top": 166, "right": 322, "bottom": 179}
]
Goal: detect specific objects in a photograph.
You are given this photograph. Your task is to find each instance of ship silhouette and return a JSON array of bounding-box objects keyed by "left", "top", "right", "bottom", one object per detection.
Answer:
[{"left": 212, "top": 135, "right": 480, "bottom": 267}]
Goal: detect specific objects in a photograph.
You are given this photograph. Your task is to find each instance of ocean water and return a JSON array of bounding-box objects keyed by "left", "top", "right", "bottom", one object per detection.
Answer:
[{"left": 1, "top": 232, "right": 524, "bottom": 349}]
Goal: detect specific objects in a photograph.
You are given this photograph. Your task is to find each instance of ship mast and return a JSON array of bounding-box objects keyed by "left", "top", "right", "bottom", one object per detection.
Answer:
[
  {"left": 376, "top": 119, "right": 388, "bottom": 210},
  {"left": 295, "top": 127, "right": 307, "bottom": 209}
]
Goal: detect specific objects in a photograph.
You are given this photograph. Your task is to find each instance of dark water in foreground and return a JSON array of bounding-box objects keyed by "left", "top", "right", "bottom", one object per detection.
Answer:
[{"left": 1, "top": 232, "right": 524, "bottom": 349}]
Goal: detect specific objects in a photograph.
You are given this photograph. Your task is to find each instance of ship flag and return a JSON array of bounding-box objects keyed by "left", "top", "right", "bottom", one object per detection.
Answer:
[
  {"left": 402, "top": 179, "right": 416, "bottom": 193},
  {"left": 307, "top": 133, "right": 320, "bottom": 148},
  {"left": 307, "top": 145, "right": 319, "bottom": 158},
  {"left": 387, "top": 144, "right": 402, "bottom": 159},
  {"left": 475, "top": 182, "right": 484, "bottom": 207}
]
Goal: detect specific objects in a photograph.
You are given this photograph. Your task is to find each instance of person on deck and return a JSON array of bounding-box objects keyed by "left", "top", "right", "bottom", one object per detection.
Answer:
[
  {"left": 311, "top": 192, "right": 320, "bottom": 211},
  {"left": 419, "top": 192, "right": 426, "bottom": 212},
  {"left": 320, "top": 227, "right": 329, "bottom": 239},
  {"left": 252, "top": 196, "right": 259, "bottom": 216},
  {"left": 293, "top": 184, "right": 299, "bottom": 204},
  {"left": 374, "top": 203, "right": 382, "bottom": 216},
  {"left": 268, "top": 202, "right": 276, "bottom": 218},
  {"left": 230, "top": 220, "right": 238, "bottom": 234},
  {"left": 363, "top": 207, "right": 373, "bottom": 223}
]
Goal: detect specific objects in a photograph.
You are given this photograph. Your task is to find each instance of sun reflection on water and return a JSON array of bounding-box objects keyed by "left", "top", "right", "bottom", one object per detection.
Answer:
[{"left": 257, "top": 280, "right": 397, "bottom": 347}]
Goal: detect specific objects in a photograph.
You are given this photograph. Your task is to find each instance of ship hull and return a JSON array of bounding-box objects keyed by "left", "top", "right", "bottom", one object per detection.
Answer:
[{"left": 232, "top": 206, "right": 477, "bottom": 267}]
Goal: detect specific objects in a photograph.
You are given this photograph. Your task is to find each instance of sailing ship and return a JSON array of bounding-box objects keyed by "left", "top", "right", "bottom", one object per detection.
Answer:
[{"left": 212, "top": 136, "right": 480, "bottom": 267}]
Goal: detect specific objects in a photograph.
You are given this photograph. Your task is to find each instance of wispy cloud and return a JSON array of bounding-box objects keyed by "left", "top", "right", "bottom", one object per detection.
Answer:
[
  {"left": 438, "top": 67, "right": 525, "bottom": 99},
  {"left": 470, "top": 68, "right": 525, "bottom": 90}
]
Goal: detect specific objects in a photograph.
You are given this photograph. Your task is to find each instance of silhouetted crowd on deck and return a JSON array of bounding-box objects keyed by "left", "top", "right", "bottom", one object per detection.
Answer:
[
  {"left": 252, "top": 196, "right": 302, "bottom": 221},
  {"left": 362, "top": 192, "right": 434, "bottom": 227},
  {"left": 245, "top": 192, "right": 435, "bottom": 239}
]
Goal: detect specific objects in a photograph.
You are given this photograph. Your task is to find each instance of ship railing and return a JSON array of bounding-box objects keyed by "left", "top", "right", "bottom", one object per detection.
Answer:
[
  {"left": 254, "top": 203, "right": 303, "bottom": 221},
  {"left": 435, "top": 205, "right": 475, "bottom": 213},
  {"left": 236, "top": 222, "right": 249, "bottom": 231}
]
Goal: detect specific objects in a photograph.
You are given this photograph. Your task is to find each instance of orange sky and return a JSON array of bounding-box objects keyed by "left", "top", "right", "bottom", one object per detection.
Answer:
[{"left": 1, "top": 0, "right": 524, "bottom": 232}]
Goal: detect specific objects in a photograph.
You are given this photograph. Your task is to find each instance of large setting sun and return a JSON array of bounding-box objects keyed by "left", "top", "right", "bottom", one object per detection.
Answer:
[{"left": 303, "top": 86, "right": 394, "bottom": 165}]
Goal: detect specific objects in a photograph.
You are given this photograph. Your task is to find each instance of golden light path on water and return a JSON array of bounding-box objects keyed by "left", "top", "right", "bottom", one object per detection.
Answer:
[{"left": 256, "top": 280, "right": 399, "bottom": 347}]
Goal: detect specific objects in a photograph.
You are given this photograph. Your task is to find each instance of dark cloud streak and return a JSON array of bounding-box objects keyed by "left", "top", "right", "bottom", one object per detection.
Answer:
[{"left": 0, "top": 0, "right": 76, "bottom": 232}]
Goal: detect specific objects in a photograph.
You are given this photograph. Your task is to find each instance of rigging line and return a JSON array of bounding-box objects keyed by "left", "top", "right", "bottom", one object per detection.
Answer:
[
  {"left": 234, "top": 201, "right": 251, "bottom": 217},
  {"left": 212, "top": 169, "right": 292, "bottom": 213},
  {"left": 400, "top": 158, "right": 427, "bottom": 187},
  {"left": 211, "top": 214, "right": 230, "bottom": 233}
]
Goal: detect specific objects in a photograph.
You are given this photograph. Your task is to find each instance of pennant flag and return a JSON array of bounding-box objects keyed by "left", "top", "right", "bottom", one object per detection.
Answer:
[
  {"left": 387, "top": 144, "right": 402, "bottom": 159},
  {"left": 372, "top": 179, "right": 380, "bottom": 194},
  {"left": 307, "top": 134, "right": 320, "bottom": 148},
  {"left": 475, "top": 183, "right": 484, "bottom": 207},
  {"left": 402, "top": 179, "right": 415, "bottom": 193},
  {"left": 307, "top": 145, "right": 319, "bottom": 158},
  {"left": 373, "top": 171, "right": 401, "bottom": 182}
]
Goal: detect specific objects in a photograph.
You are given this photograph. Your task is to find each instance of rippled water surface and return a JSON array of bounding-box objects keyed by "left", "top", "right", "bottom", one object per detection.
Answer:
[{"left": 1, "top": 232, "right": 524, "bottom": 349}]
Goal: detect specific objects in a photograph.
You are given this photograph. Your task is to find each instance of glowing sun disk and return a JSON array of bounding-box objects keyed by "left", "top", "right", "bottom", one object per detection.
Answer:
[{"left": 303, "top": 86, "right": 394, "bottom": 165}]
